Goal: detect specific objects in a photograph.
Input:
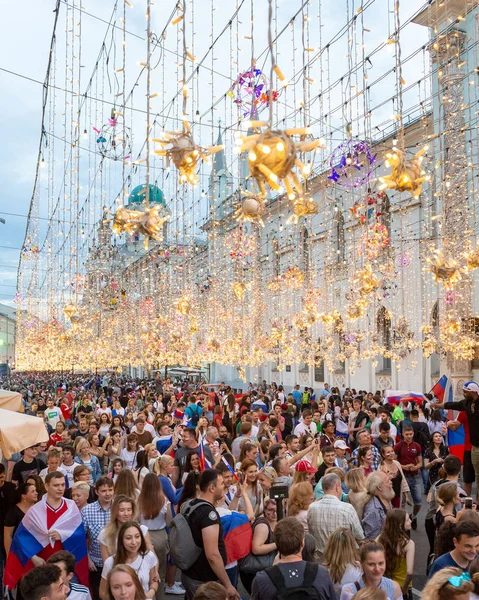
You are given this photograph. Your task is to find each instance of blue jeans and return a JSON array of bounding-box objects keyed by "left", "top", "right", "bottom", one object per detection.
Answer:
[
  {"left": 226, "top": 566, "right": 238, "bottom": 587},
  {"left": 405, "top": 473, "right": 422, "bottom": 506}
]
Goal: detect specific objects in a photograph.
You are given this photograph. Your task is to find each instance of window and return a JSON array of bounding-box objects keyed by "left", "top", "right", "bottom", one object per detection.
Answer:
[
  {"left": 377, "top": 307, "right": 391, "bottom": 372},
  {"left": 300, "top": 227, "right": 309, "bottom": 273},
  {"left": 272, "top": 238, "right": 280, "bottom": 278},
  {"left": 286, "top": 365, "right": 291, "bottom": 372},
  {"left": 314, "top": 338, "right": 325, "bottom": 382},
  {"left": 333, "top": 211, "right": 345, "bottom": 263}
]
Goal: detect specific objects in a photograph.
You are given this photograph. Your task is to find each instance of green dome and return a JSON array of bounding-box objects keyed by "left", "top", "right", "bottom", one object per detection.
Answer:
[{"left": 128, "top": 184, "right": 165, "bottom": 206}]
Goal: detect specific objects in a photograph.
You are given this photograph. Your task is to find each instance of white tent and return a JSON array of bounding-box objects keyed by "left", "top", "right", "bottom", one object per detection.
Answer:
[
  {"left": 0, "top": 389, "right": 24, "bottom": 412},
  {"left": 0, "top": 409, "right": 49, "bottom": 459}
]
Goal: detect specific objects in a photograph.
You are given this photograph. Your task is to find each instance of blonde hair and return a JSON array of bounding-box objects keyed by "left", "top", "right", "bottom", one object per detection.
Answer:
[
  {"left": 437, "top": 482, "right": 458, "bottom": 507},
  {"left": 106, "top": 565, "right": 146, "bottom": 600},
  {"left": 351, "top": 589, "right": 387, "bottom": 600},
  {"left": 71, "top": 481, "right": 90, "bottom": 495},
  {"left": 421, "top": 567, "right": 473, "bottom": 600},
  {"left": 47, "top": 447, "right": 63, "bottom": 460},
  {"left": 323, "top": 527, "right": 360, "bottom": 584},
  {"left": 101, "top": 494, "right": 138, "bottom": 556},
  {"left": 158, "top": 454, "right": 174, "bottom": 475},
  {"left": 288, "top": 482, "right": 314, "bottom": 517},
  {"left": 345, "top": 467, "right": 366, "bottom": 493}
]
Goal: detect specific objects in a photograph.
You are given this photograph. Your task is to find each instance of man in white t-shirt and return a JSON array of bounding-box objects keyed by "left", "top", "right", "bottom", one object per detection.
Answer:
[
  {"left": 47, "top": 550, "right": 92, "bottom": 600},
  {"left": 45, "top": 399, "right": 63, "bottom": 429},
  {"left": 293, "top": 409, "right": 317, "bottom": 437}
]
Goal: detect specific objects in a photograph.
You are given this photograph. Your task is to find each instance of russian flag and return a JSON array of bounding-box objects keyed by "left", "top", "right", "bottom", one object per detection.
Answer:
[
  {"left": 384, "top": 390, "right": 427, "bottom": 405},
  {"left": 222, "top": 456, "right": 239, "bottom": 481},
  {"left": 220, "top": 511, "right": 252, "bottom": 564},
  {"left": 156, "top": 434, "right": 174, "bottom": 456},
  {"left": 446, "top": 384, "right": 465, "bottom": 462},
  {"left": 198, "top": 434, "right": 212, "bottom": 471},
  {"left": 4, "top": 497, "right": 88, "bottom": 591},
  {"left": 431, "top": 375, "right": 448, "bottom": 402}
]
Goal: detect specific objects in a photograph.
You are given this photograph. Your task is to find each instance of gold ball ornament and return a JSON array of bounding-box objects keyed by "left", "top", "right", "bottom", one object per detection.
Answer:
[
  {"left": 466, "top": 248, "right": 479, "bottom": 271},
  {"left": 427, "top": 251, "right": 463, "bottom": 289},
  {"left": 248, "top": 130, "right": 297, "bottom": 192},
  {"left": 234, "top": 194, "right": 265, "bottom": 227},
  {"left": 379, "top": 146, "right": 428, "bottom": 199},
  {"left": 175, "top": 297, "right": 192, "bottom": 316},
  {"left": 287, "top": 197, "right": 319, "bottom": 225}
]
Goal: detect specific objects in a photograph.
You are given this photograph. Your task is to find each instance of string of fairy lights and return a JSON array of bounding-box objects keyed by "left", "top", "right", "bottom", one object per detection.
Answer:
[{"left": 12, "top": 0, "right": 479, "bottom": 376}]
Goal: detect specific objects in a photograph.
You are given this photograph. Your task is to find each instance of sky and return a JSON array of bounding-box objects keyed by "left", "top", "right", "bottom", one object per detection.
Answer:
[{"left": 0, "top": 0, "right": 430, "bottom": 309}]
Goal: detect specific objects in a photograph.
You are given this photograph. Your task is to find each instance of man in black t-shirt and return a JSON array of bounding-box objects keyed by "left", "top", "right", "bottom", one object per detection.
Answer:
[
  {"left": 181, "top": 469, "right": 240, "bottom": 600},
  {"left": 12, "top": 446, "right": 46, "bottom": 486},
  {"left": 0, "top": 464, "right": 16, "bottom": 596}
]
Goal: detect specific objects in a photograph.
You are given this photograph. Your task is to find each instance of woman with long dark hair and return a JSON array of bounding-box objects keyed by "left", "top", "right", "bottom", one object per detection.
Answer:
[
  {"left": 138, "top": 474, "right": 172, "bottom": 599},
  {"left": 378, "top": 509, "right": 415, "bottom": 598},
  {"left": 181, "top": 450, "right": 201, "bottom": 485},
  {"left": 424, "top": 432, "right": 449, "bottom": 492},
  {"left": 132, "top": 450, "right": 150, "bottom": 488},
  {"left": 177, "top": 471, "right": 200, "bottom": 511}
]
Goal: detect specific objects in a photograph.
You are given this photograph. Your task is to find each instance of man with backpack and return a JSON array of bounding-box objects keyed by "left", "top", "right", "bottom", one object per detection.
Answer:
[
  {"left": 250, "top": 517, "right": 336, "bottom": 599},
  {"left": 175, "top": 469, "right": 240, "bottom": 600},
  {"left": 185, "top": 395, "right": 203, "bottom": 427}
]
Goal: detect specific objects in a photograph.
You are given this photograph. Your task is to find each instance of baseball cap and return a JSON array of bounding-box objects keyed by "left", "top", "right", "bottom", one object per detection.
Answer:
[
  {"left": 295, "top": 459, "right": 317, "bottom": 473},
  {"left": 464, "top": 382, "right": 479, "bottom": 393},
  {"left": 334, "top": 439, "right": 351, "bottom": 451}
]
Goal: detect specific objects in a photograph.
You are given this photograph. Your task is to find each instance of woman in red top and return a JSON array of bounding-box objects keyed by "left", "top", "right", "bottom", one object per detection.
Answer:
[{"left": 48, "top": 421, "right": 66, "bottom": 447}]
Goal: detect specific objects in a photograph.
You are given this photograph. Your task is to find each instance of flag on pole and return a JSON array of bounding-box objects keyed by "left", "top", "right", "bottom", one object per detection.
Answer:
[
  {"left": 446, "top": 382, "right": 466, "bottom": 462},
  {"left": 222, "top": 455, "right": 239, "bottom": 481},
  {"left": 431, "top": 375, "right": 449, "bottom": 402},
  {"left": 198, "top": 434, "right": 212, "bottom": 471}
]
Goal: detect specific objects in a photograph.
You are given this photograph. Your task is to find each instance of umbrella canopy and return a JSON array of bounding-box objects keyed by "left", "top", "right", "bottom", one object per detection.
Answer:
[
  {"left": 0, "top": 389, "right": 24, "bottom": 412},
  {"left": 0, "top": 409, "right": 49, "bottom": 459}
]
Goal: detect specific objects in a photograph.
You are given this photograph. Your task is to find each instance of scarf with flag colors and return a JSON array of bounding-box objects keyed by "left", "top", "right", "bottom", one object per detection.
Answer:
[
  {"left": 218, "top": 509, "right": 252, "bottom": 564},
  {"left": 4, "top": 496, "right": 88, "bottom": 590}
]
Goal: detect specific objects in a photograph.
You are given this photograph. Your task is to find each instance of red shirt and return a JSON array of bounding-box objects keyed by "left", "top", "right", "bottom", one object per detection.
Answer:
[
  {"left": 60, "top": 402, "right": 72, "bottom": 420},
  {"left": 38, "top": 499, "right": 70, "bottom": 558},
  {"left": 458, "top": 411, "right": 472, "bottom": 451},
  {"left": 394, "top": 440, "right": 422, "bottom": 475},
  {"left": 48, "top": 433, "right": 63, "bottom": 447}
]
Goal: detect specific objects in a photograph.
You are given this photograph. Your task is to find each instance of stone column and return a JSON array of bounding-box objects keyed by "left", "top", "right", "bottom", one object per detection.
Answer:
[{"left": 430, "top": 29, "right": 473, "bottom": 395}]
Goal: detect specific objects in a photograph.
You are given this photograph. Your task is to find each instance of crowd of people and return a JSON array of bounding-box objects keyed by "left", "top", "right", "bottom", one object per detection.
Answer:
[{"left": 1, "top": 373, "right": 479, "bottom": 600}]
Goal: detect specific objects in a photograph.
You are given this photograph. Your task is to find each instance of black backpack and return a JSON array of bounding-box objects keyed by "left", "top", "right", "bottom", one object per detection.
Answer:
[{"left": 265, "top": 562, "right": 324, "bottom": 600}]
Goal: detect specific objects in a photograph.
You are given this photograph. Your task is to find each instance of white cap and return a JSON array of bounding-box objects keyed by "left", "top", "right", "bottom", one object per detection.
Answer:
[
  {"left": 464, "top": 381, "right": 479, "bottom": 394},
  {"left": 334, "top": 439, "right": 350, "bottom": 451}
]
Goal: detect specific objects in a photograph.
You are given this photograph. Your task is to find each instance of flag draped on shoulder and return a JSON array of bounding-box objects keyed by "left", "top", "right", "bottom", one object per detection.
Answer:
[
  {"left": 4, "top": 496, "right": 88, "bottom": 590},
  {"left": 198, "top": 434, "right": 212, "bottom": 471},
  {"left": 219, "top": 511, "right": 252, "bottom": 564}
]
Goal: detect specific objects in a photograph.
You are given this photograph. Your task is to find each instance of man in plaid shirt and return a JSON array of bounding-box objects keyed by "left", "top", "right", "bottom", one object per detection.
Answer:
[
  {"left": 81, "top": 477, "right": 113, "bottom": 600},
  {"left": 307, "top": 472, "right": 364, "bottom": 560}
]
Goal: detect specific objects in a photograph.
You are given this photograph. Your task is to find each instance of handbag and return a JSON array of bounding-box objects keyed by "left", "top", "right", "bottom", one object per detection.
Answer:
[{"left": 238, "top": 517, "right": 276, "bottom": 573}]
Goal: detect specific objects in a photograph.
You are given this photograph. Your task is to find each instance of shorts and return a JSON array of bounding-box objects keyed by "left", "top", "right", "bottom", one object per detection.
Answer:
[
  {"left": 463, "top": 450, "right": 475, "bottom": 484},
  {"left": 405, "top": 473, "right": 422, "bottom": 505}
]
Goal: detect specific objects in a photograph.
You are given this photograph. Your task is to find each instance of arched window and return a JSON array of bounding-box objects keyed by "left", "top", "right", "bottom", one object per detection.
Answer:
[
  {"left": 272, "top": 238, "right": 280, "bottom": 278},
  {"left": 300, "top": 226, "right": 309, "bottom": 273},
  {"left": 333, "top": 211, "right": 345, "bottom": 263},
  {"left": 377, "top": 307, "right": 391, "bottom": 372}
]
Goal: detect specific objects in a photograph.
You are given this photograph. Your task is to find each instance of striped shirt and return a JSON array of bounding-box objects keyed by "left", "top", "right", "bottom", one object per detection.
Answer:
[{"left": 68, "top": 582, "right": 92, "bottom": 600}]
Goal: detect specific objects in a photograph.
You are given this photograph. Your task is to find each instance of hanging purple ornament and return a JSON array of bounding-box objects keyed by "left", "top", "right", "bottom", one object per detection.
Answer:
[{"left": 328, "top": 139, "right": 376, "bottom": 188}]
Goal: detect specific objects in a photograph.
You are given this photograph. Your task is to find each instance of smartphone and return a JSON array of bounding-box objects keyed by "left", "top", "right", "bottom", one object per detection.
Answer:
[{"left": 465, "top": 497, "right": 473, "bottom": 510}]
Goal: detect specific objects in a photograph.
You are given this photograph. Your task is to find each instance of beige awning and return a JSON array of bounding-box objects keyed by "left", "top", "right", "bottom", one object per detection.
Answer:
[
  {"left": 0, "top": 389, "right": 24, "bottom": 412},
  {"left": 0, "top": 409, "right": 49, "bottom": 459}
]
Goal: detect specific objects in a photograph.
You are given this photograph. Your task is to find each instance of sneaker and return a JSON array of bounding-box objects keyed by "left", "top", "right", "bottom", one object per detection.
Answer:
[
  {"left": 410, "top": 516, "right": 417, "bottom": 530},
  {"left": 165, "top": 583, "right": 185, "bottom": 595}
]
